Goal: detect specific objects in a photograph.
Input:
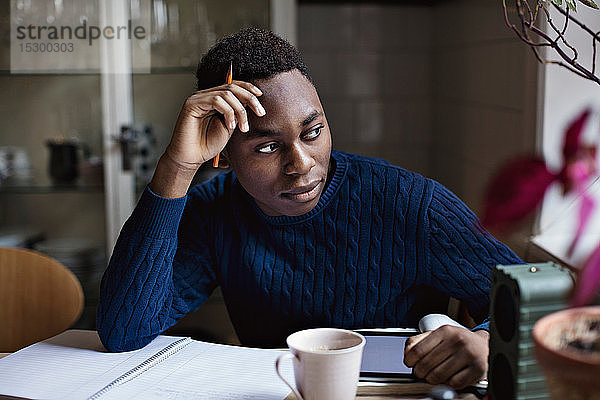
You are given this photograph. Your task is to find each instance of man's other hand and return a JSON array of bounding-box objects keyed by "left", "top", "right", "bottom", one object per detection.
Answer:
[{"left": 403, "top": 326, "right": 489, "bottom": 389}]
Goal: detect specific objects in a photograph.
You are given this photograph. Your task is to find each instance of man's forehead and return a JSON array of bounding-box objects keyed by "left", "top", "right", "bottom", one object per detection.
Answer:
[{"left": 254, "top": 70, "right": 317, "bottom": 102}]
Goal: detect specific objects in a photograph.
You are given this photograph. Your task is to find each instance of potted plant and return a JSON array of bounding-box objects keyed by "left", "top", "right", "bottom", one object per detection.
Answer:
[{"left": 532, "top": 307, "right": 600, "bottom": 399}]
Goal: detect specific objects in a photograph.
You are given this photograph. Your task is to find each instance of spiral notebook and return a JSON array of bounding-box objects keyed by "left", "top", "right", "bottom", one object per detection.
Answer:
[{"left": 0, "top": 330, "right": 295, "bottom": 400}]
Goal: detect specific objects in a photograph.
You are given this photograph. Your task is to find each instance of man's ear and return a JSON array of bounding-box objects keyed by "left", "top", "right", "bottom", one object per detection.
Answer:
[{"left": 218, "top": 149, "right": 231, "bottom": 169}]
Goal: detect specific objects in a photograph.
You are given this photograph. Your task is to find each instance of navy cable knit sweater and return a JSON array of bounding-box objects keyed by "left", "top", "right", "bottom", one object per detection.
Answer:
[{"left": 97, "top": 150, "right": 522, "bottom": 352}]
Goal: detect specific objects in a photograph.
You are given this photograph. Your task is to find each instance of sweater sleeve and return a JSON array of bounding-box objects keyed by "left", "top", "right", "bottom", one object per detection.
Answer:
[
  {"left": 96, "top": 186, "right": 217, "bottom": 352},
  {"left": 423, "top": 181, "right": 523, "bottom": 330}
]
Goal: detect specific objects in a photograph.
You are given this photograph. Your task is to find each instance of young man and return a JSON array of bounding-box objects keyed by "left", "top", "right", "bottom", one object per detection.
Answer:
[{"left": 97, "top": 28, "right": 522, "bottom": 389}]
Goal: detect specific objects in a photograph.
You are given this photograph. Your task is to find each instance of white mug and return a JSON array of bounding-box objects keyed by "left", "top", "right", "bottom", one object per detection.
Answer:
[{"left": 275, "top": 328, "right": 366, "bottom": 400}]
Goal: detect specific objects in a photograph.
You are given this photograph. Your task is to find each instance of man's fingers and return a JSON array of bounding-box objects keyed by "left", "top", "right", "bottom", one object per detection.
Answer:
[
  {"left": 405, "top": 331, "right": 431, "bottom": 350},
  {"left": 230, "top": 84, "right": 266, "bottom": 119},
  {"left": 219, "top": 90, "right": 249, "bottom": 132},
  {"left": 412, "top": 341, "right": 459, "bottom": 380},
  {"left": 404, "top": 331, "right": 436, "bottom": 366},
  {"left": 221, "top": 83, "right": 266, "bottom": 120},
  {"left": 188, "top": 83, "right": 265, "bottom": 133},
  {"left": 211, "top": 96, "right": 237, "bottom": 132},
  {"left": 422, "top": 348, "right": 470, "bottom": 385},
  {"left": 232, "top": 80, "right": 263, "bottom": 96}
]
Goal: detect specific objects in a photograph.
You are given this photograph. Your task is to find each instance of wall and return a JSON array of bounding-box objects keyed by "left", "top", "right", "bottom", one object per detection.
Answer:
[
  {"left": 430, "top": 0, "right": 540, "bottom": 256},
  {"left": 298, "top": 4, "right": 433, "bottom": 176}
]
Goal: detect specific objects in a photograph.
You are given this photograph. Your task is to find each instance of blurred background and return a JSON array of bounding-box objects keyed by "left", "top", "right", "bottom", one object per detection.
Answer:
[{"left": 0, "top": 0, "right": 596, "bottom": 344}]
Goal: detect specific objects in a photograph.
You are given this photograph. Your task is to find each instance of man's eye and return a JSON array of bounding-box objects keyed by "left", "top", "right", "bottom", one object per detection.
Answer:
[
  {"left": 304, "top": 126, "right": 322, "bottom": 140},
  {"left": 257, "top": 143, "right": 279, "bottom": 154}
]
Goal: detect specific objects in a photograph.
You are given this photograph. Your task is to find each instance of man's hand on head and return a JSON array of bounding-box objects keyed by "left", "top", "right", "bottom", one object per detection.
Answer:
[
  {"left": 149, "top": 80, "right": 265, "bottom": 198},
  {"left": 403, "top": 325, "right": 489, "bottom": 389}
]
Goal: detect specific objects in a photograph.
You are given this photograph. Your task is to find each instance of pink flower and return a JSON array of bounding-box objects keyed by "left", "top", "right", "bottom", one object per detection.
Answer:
[{"left": 481, "top": 108, "right": 599, "bottom": 305}]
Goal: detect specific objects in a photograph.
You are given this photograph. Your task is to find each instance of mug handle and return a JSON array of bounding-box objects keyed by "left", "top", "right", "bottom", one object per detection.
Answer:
[{"left": 275, "top": 353, "right": 303, "bottom": 400}]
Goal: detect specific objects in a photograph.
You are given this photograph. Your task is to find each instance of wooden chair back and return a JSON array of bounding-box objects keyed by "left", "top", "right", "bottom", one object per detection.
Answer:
[{"left": 0, "top": 247, "right": 84, "bottom": 352}]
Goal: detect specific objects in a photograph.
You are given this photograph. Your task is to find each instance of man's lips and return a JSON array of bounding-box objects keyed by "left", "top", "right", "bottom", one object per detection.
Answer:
[
  {"left": 282, "top": 180, "right": 321, "bottom": 194},
  {"left": 281, "top": 180, "right": 322, "bottom": 201}
]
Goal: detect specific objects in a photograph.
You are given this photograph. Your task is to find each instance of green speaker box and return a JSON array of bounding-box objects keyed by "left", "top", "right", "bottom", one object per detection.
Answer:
[{"left": 488, "top": 262, "right": 574, "bottom": 400}]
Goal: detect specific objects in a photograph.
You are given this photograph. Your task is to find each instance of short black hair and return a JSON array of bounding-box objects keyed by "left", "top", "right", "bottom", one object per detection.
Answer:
[{"left": 195, "top": 27, "right": 313, "bottom": 91}]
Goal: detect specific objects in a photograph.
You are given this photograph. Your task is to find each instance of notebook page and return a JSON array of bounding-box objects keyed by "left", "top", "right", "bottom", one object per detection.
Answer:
[
  {"left": 0, "top": 330, "right": 185, "bottom": 400},
  {"left": 99, "top": 341, "right": 296, "bottom": 400}
]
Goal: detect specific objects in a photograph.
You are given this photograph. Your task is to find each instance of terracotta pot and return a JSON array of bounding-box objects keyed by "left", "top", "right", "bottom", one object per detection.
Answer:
[{"left": 533, "top": 306, "right": 600, "bottom": 400}]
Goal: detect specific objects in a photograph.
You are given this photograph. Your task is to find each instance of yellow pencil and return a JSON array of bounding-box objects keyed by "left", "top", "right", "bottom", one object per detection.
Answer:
[{"left": 213, "top": 62, "right": 233, "bottom": 168}]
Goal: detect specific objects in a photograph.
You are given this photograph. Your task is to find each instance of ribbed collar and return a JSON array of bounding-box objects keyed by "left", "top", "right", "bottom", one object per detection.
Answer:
[{"left": 234, "top": 150, "right": 348, "bottom": 226}]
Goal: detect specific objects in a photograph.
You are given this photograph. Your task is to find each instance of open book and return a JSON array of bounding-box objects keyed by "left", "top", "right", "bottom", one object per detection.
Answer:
[{"left": 0, "top": 330, "right": 295, "bottom": 400}]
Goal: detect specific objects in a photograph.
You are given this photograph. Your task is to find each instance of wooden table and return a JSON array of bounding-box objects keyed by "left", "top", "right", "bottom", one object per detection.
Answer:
[
  {"left": 282, "top": 382, "right": 479, "bottom": 399},
  {"left": 356, "top": 383, "right": 478, "bottom": 399}
]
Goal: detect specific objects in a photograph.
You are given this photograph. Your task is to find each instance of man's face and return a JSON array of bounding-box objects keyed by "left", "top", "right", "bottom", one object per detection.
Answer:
[{"left": 224, "top": 69, "right": 332, "bottom": 216}]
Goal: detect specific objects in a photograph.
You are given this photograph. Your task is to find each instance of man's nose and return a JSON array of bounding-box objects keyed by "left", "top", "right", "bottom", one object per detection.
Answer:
[{"left": 283, "top": 143, "right": 316, "bottom": 175}]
